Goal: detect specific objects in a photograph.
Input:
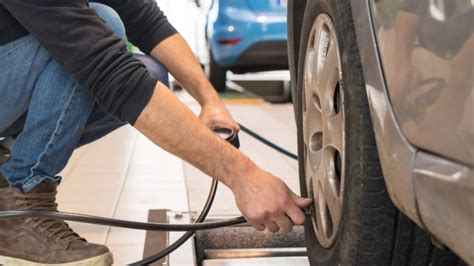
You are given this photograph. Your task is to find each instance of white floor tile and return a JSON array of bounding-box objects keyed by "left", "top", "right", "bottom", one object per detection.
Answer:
[
  {"left": 106, "top": 228, "right": 146, "bottom": 246},
  {"left": 108, "top": 245, "right": 144, "bottom": 266}
]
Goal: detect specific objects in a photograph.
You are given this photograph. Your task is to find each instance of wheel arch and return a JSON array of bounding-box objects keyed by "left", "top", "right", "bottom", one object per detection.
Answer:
[{"left": 347, "top": 0, "right": 423, "bottom": 226}]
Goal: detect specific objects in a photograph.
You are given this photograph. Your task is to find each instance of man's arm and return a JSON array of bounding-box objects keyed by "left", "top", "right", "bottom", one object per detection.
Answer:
[
  {"left": 99, "top": 0, "right": 237, "bottom": 130},
  {"left": 151, "top": 34, "right": 217, "bottom": 106},
  {"left": 151, "top": 34, "right": 239, "bottom": 132},
  {"left": 135, "top": 82, "right": 313, "bottom": 233}
]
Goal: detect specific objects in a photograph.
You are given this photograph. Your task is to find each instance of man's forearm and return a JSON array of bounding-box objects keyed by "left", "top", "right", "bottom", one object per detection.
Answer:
[
  {"left": 134, "top": 82, "right": 312, "bottom": 233},
  {"left": 150, "top": 34, "right": 220, "bottom": 105},
  {"left": 135, "top": 82, "right": 253, "bottom": 188}
]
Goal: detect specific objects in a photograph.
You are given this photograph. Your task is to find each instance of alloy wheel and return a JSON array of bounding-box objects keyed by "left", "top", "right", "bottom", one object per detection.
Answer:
[{"left": 302, "top": 13, "right": 345, "bottom": 248}]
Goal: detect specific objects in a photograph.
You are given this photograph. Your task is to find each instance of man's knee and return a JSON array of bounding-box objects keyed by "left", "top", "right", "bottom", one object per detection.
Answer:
[
  {"left": 134, "top": 54, "right": 170, "bottom": 86},
  {"left": 89, "top": 3, "right": 126, "bottom": 39},
  {"left": 88, "top": 3, "right": 170, "bottom": 86}
]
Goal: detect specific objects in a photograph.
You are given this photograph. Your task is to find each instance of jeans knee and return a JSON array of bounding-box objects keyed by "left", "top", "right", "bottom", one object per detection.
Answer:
[
  {"left": 90, "top": 3, "right": 126, "bottom": 39},
  {"left": 134, "top": 54, "right": 170, "bottom": 86}
]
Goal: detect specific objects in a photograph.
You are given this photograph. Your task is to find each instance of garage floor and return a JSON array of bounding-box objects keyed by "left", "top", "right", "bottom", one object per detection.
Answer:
[
  {"left": 58, "top": 94, "right": 300, "bottom": 265},
  {"left": 56, "top": 0, "right": 305, "bottom": 265}
]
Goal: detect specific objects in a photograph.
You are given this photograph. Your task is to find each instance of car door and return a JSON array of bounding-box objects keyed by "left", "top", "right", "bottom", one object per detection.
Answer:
[{"left": 370, "top": 0, "right": 473, "bottom": 166}]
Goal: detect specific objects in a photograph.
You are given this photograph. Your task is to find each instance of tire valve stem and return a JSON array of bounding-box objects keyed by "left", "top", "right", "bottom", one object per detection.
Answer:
[{"left": 303, "top": 205, "right": 315, "bottom": 216}]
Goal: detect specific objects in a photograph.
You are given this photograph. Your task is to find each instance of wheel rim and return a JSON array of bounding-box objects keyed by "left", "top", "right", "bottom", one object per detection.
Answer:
[{"left": 302, "top": 13, "right": 344, "bottom": 248}]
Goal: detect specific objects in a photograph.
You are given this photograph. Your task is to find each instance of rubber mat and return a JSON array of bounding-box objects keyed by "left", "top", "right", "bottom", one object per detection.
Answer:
[{"left": 195, "top": 225, "right": 305, "bottom": 263}]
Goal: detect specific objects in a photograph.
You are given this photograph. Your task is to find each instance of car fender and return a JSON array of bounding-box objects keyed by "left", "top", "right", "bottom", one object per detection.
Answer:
[{"left": 348, "top": 0, "right": 423, "bottom": 225}]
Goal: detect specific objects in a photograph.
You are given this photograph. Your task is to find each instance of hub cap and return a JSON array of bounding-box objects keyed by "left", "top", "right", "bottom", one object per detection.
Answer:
[{"left": 303, "top": 14, "right": 344, "bottom": 248}]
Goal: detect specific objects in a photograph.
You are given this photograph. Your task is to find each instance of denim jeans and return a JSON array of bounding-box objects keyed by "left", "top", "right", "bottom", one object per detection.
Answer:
[{"left": 0, "top": 3, "right": 169, "bottom": 192}]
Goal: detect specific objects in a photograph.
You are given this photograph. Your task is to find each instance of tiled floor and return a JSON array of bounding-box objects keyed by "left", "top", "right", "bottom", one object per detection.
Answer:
[
  {"left": 57, "top": 93, "right": 298, "bottom": 265},
  {"left": 58, "top": 126, "right": 189, "bottom": 265}
]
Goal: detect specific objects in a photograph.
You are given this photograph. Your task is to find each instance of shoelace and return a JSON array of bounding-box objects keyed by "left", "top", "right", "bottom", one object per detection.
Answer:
[{"left": 14, "top": 190, "right": 85, "bottom": 247}]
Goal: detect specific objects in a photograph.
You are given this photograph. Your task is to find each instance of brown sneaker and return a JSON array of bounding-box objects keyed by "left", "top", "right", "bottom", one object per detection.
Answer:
[{"left": 0, "top": 176, "right": 113, "bottom": 265}]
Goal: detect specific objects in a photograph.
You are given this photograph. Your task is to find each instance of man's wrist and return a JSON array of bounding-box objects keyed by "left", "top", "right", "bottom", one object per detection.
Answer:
[
  {"left": 197, "top": 86, "right": 221, "bottom": 106},
  {"left": 223, "top": 155, "right": 258, "bottom": 191},
  {"left": 200, "top": 97, "right": 221, "bottom": 107}
]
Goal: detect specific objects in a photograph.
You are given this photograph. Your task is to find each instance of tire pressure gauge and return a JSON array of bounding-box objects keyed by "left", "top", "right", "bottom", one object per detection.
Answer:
[{"left": 212, "top": 127, "right": 240, "bottom": 148}]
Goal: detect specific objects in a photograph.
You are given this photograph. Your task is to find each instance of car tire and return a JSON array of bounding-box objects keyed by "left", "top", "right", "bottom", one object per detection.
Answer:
[
  {"left": 206, "top": 48, "right": 227, "bottom": 92},
  {"left": 295, "top": 0, "right": 463, "bottom": 265}
]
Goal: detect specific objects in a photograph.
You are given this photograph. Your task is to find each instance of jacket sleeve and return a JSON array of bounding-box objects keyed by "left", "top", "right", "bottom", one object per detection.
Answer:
[
  {"left": 96, "top": 0, "right": 178, "bottom": 54},
  {"left": 1, "top": 0, "right": 157, "bottom": 124}
]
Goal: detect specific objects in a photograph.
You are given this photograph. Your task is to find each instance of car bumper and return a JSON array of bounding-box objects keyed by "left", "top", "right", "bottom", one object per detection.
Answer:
[
  {"left": 232, "top": 40, "right": 288, "bottom": 72},
  {"left": 209, "top": 13, "right": 288, "bottom": 68}
]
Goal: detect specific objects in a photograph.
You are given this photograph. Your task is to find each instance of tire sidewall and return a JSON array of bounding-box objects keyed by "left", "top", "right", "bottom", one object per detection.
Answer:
[
  {"left": 296, "top": 0, "right": 370, "bottom": 264},
  {"left": 207, "top": 47, "right": 227, "bottom": 92}
]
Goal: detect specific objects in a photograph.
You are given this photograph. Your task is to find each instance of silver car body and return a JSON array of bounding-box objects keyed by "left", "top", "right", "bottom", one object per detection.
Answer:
[{"left": 288, "top": 0, "right": 473, "bottom": 262}]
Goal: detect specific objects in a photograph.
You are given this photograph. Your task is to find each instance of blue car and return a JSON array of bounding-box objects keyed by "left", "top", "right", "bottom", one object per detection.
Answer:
[{"left": 200, "top": 0, "right": 289, "bottom": 91}]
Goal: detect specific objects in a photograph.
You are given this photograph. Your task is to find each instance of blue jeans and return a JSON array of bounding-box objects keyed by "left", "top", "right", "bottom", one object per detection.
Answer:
[{"left": 0, "top": 3, "right": 169, "bottom": 192}]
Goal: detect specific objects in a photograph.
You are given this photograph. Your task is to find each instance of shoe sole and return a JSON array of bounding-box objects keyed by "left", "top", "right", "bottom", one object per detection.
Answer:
[{"left": 0, "top": 252, "right": 113, "bottom": 265}]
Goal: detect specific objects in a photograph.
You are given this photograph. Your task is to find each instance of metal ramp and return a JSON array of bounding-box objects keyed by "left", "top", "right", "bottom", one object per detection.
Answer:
[
  {"left": 203, "top": 257, "right": 309, "bottom": 266},
  {"left": 202, "top": 247, "right": 309, "bottom": 265},
  {"left": 202, "top": 249, "right": 309, "bottom": 266},
  {"left": 227, "top": 71, "right": 292, "bottom": 103}
]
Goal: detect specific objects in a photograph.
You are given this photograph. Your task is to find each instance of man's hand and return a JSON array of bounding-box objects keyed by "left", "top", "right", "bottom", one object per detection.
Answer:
[
  {"left": 230, "top": 167, "right": 313, "bottom": 233},
  {"left": 151, "top": 34, "right": 239, "bottom": 131},
  {"left": 199, "top": 99, "right": 240, "bottom": 133}
]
